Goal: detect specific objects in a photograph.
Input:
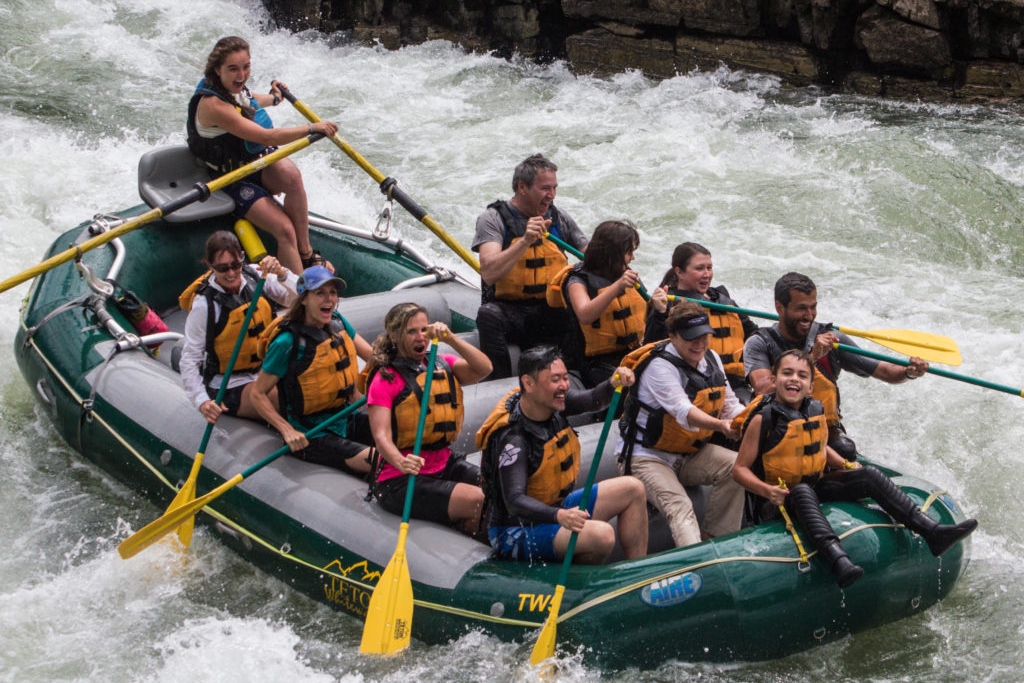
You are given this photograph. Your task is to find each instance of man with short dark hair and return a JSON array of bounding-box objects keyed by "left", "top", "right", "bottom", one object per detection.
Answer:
[
  {"left": 743, "top": 272, "right": 929, "bottom": 456},
  {"left": 476, "top": 346, "right": 647, "bottom": 564},
  {"left": 471, "top": 154, "right": 589, "bottom": 379}
]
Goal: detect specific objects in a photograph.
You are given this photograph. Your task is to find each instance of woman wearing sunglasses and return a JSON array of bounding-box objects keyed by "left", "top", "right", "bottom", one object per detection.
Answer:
[{"left": 179, "top": 230, "right": 298, "bottom": 424}]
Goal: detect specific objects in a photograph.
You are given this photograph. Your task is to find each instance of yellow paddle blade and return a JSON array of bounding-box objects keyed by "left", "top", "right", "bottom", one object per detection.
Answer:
[
  {"left": 171, "top": 477, "right": 197, "bottom": 547},
  {"left": 118, "top": 474, "right": 243, "bottom": 559},
  {"left": 837, "top": 326, "right": 962, "bottom": 366},
  {"left": 167, "top": 451, "right": 205, "bottom": 548},
  {"left": 529, "top": 584, "right": 566, "bottom": 666},
  {"left": 360, "top": 523, "right": 414, "bottom": 655}
]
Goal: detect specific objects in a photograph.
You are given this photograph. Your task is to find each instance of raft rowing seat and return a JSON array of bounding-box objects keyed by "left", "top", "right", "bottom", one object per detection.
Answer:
[{"left": 138, "top": 146, "right": 235, "bottom": 221}]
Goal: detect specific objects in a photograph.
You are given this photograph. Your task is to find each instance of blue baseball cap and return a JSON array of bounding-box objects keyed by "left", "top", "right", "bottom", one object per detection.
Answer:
[{"left": 297, "top": 265, "right": 347, "bottom": 295}]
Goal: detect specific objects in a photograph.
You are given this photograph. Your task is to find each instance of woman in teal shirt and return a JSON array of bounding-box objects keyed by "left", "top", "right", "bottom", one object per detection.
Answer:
[{"left": 251, "top": 266, "right": 373, "bottom": 475}]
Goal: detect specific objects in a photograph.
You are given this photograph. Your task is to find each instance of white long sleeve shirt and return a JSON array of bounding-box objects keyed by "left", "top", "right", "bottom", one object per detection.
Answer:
[
  {"left": 179, "top": 267, "right": 297, "bottom": 409},
  {"left": 615, "top": 343, "right": 743, "bottom": 466}
]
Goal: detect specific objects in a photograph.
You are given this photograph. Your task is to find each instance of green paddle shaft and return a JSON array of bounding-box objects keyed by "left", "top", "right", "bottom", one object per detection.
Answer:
[
  {"left": 835, "top": 343, "right": 1024, "bottom": 397},
  {"left": 118, "top": 397, "right": 366, "bottom": 559},
  {"left": 359, "top": 340, "right": 439, "bottom": 655},
  {"left": 561, "top": 386, "right": 622, "bottom": 569},
  {"left": 530, "top": 385, "right": 623, "bottom": 665},
  {"left": 171, "top": 273, "right": 269, "bottom": 546},
  {"left": 201, "top": 275, "right": 267, "bottom": 444},
  {"left": 401, "top": 340, "right": 440, "bottom": 522}
]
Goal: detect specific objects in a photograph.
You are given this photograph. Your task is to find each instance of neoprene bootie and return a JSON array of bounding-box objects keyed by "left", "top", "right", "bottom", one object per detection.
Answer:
[
  {"left": 909, "top": 513, "right": 979, "bottom": 557},
  {"left": 818, "top": 539, "right": 864, "bottom": 588}
]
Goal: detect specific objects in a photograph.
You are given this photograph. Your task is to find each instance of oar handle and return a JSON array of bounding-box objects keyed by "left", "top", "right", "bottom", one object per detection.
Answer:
[
  {"left": 278, "top": 85, "right": 481, "bottom": 274},
  {"left": 542, "top": 231, "right": 584, "bottom": 260},
  {"left": 834, "top": 343, "right": 1024, "bottom": 397}
]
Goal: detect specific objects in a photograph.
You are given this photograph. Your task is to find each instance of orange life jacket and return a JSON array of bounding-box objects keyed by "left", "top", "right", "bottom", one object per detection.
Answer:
[
  {"left": 369, "top": 356, "right": 464, "bottom": 451},
  {"left": 746, "top": 395, "right": 828, "bottom": 488},
  {"left": 256, "top": 315, "right": 361, "bottom": 426},
  {"left": 179, "top": 267, "right": 273, "bottom": 384},
  {"left": 621, "top": 341, "right": 727, "bottom": 455},
  {"left": 477, "top": 389, "right": 581, "bottom": 507}
]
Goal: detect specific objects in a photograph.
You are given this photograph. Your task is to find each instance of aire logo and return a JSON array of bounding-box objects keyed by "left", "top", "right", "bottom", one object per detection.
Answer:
[{"left": 641, "top": 572, "right": 702, "bottom": 607}]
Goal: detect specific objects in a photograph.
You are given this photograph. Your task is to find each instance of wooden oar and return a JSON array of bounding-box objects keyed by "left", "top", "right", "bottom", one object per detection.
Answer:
[
  {"left": 170, "top": 263, "right": 268, "bottom": 547},
  {"left": 836, "top": 343, "right": 1024, "bottom": 397},
  {"left": 530, "top": 385, "right": 624, "bottom": 666},
  {"left": 0, "top": 135, "right": 324, "bottom": 296},
  {"left": 668, "top": 295, "right": 962, "bottom": 366},
  {"left": 117, "top": 397, "right": 366, "bottom": 559},
  {"left": 360, "top": 340, "right": 439, "bottom": 655},
  {"left": 278, "top": 86, "right": 481, "bottom": 275},
  {"left": 543, "top": 231, "right": 651, "bottom": 302}
]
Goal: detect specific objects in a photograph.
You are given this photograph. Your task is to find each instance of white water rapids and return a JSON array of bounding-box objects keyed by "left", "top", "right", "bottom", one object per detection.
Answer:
[{"left": 1, "top": 0, "right": 1022, "bottom": 680}]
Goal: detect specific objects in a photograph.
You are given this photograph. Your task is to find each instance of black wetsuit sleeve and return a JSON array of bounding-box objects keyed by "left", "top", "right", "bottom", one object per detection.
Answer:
[
  {"left": 565, "top": 381, "right": 615, "bottom": 415},
  {"left": 496, "top": 429, "right": 561, "bottom": 524},
  {"left": 644, "top": 305, "right": 668, "bottom": 344}
]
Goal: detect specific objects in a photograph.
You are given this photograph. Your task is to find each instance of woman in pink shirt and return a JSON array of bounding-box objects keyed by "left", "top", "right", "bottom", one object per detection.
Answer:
[{"left": 366, "top": 302, "right": 492, "bottom": 536}]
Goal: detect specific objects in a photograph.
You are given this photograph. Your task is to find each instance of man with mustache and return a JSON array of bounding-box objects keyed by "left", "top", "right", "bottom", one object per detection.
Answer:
[
  {"left": 743, "top": 272, "right": 929, "bottom": 458},
  {"left": 471, "top": 154, "right": 589, "bottom": 379}
]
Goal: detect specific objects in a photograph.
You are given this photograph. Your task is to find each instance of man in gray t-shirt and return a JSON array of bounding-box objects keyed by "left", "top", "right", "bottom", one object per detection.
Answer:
[
  {"left": 471, "top": 154, "right": 588, "bottom": 379},
  {"left": 743, "top": 272, "right": 929, "bottom": 457}
]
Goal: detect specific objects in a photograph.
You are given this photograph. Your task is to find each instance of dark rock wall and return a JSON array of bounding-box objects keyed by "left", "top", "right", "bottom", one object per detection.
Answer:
[{"left": 261, "top": 0, "right": 1024, "bottom": 101}]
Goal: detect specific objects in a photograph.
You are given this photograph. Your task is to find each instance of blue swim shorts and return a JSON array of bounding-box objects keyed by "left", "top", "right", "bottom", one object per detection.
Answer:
[{"left": 488, "top": 484, "right": 599, "bottom": 562}]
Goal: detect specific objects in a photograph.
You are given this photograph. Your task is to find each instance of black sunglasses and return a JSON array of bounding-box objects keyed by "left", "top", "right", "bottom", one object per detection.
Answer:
[{"left": 211, "top": 259, "right": 245, "bottom": 273}]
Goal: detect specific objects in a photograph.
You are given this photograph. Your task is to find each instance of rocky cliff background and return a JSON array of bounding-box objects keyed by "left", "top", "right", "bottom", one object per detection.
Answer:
[{"left": 261, "top": 0, "right": 1024, "bottom": 101}]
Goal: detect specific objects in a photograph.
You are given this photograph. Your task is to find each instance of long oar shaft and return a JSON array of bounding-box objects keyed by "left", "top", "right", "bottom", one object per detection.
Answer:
[
  {"left": 530, "top": 386, "right": 623, "bottom": 665},
  {"left": 669, "top": 295, "right": 959, "bottom": 363},
  {"left": 0, "top": 136, "right": 322, "bottom": 295},
  {"left": 835, "top": 343, "right": 1024, "bottom": 397},
  {"left": 279, "top": 87, "right": 481, "bottom": 275},
  {"left": 118, "top": 397, "right": 366, "bottom": 559}
]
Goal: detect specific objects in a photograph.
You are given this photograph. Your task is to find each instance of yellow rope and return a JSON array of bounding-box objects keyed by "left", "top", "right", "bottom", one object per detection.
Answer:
[{"left": 777, "top": 479, "right": 810, "bottom": 563}]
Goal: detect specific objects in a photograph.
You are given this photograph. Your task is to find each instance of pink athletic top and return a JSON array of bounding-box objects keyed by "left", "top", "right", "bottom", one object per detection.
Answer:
[{"left": 367, "top": 354, "right": 460, "bottom": 483}]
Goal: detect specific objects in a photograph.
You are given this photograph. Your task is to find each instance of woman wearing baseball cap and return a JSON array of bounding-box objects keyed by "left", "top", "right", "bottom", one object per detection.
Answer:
[
  {"left": 616, "top": 301, "right": 746, "bottom": 548},
  {"left": 250, "top": 266, "right": 374, "bottom": 475}
]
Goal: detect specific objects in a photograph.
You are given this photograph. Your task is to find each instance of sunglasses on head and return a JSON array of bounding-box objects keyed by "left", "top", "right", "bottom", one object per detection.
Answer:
[{"left": 211, "top": 259, "right": 245, "bottom": 273}]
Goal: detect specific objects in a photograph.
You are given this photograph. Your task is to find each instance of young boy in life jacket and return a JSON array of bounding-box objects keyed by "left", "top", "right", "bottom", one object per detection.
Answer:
[{"left": 732, "top": 349, "right": 978, "bottom": 588}]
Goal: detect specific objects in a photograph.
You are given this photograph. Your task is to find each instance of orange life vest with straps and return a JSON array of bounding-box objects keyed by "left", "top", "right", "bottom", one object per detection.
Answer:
[
  {"left": 256, "top": 314, "right": 360, "bottom": 426},
  {"left": 484, "top": 200, "right": 575, "bottom": 303},
  {"left": 550, "top": 265, "right": 646, "bottom": 358},
  {"left": 620, "top": 341, "right": 726, "bottom": 455},
  {"left": 488, "top": 201, "right": 572, "bottom": 302},
  {"left": 476, "top": 388, "right": 581, "bottom": 507},
  {"left": 745, "top": 395, "right": 828, "bottom": 488},
  {"left": 369, "top": 356, "right": 464, "bottom": 451},
  {"left": 662, "top": 288, "right": 749, "bottom": 378},
  {"left": 705, "top": 308, "right": 746, "bottom": 377},
  {"left": 179, "top": 267, "right": 273, "bottom": 384}
]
